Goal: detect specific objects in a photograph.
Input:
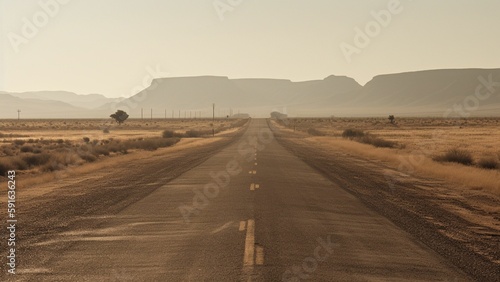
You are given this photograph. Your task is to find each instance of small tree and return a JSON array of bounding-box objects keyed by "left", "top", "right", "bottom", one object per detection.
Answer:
[
  {"left": 388, "top": 115, "right": 395, "bottom": 124},
  {"left": 110, "top": 110, "right": 129, "bottom": 124}
]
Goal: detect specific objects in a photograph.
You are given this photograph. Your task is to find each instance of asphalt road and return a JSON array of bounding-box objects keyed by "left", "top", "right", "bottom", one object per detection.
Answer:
[{"left": 3, "top": 119, "right": 477, "bottom": 281}]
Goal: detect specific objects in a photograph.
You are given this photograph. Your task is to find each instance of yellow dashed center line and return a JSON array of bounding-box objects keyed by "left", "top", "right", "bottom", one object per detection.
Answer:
[
  {"left": 240, "top": 219, "right": 265, "bottom": 270},
  {"left": 239, "top": 221, "right": 246, "bottom": 231},
  {"left": 250, "top": 183, "right": 260, "bottom": 191},
  {"left": 243, "top": 219, "right": 255, "bottom": 267},
  {"left": 255, "top": 245, "right": 264, "bottom": 265}
]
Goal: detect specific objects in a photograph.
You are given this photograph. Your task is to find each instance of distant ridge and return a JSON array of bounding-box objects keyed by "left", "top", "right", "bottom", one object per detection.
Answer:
[
  {"left": 1, "top": 68, "right": 499, "bottom": 118},
  {"left": 1, "top": 91, "right": 123, "bottom": 109}
]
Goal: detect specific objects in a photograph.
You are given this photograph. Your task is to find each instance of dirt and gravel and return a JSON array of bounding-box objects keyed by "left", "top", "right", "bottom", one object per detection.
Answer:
[
  {"left": 0, "top": 124, "right": 248, "bottom": 280},
  {"left": 270, "top": 121, "right": 500, "bottom": 282}
]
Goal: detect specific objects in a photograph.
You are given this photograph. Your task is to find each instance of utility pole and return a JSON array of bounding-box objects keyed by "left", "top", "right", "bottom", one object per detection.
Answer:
[
  {"left": 151, "top": 108, "right": 153, "bottom": 120},
  {"left": 17, "top": 109, "right": 21, "bottom": 121},
  {"left": 178, "top": 110, "right": 180, "bottom": 119},
  {"left": 165, "top": 109, "right": 167, "bottom": 119},
  {"left": 172, "top": 110, "right": 174, "bottom": 119},
  {"left": 212, "top": 103, "right": 215, "bottom": 137},
  {"left": 141, "top": 108, "right": 143, "bottom": 120}
]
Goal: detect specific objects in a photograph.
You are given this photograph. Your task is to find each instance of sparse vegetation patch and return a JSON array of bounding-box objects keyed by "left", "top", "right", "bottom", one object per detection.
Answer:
[
  {"left": 477, "top": 156, "right": 499, "bottom": 170},
  {"left": 434, "top": 149, "right": 474, "bottom": 166},
  {"left": 0, "top": 118, "right": 249, "bottom": 178},
  {"left": 307, "top": 128, "right": 325, "bottom": 136},
  {"left": 342, "top": 129, "right": 365, "bottom": 139},
  {"left": 358, "top": 135, "right": 398, "bottom": 148},
  {"left": 341, "top": 129, "right": 397, "bottom": 148}
]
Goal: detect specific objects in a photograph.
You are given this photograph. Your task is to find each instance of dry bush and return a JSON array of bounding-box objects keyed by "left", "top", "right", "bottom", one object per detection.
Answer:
[
  {"left": 78, "top": 152, "right": 97, "bottom": 162},
  {"left": 359, "top": 135, "right": 397, "bottom": 148},
  {"left": 435, "top": 149, "right": 474, "bottom": 166},
  {"left": 341, "top": 129, "right": 396, "bottom": 148},
  {"left": 41, "top": 151, "right": 83, "bottom": 172},
  {"left": 13, "top": 139, "right": 26, "bottom": 146},
  {"left": 123, "top": 137, "right": 179, "bottom": 151},
  {"left": 107, "top": 144, "right": 124, "bottom": 153},
  {"left": 20, "top": 145, "right": 34, "bottom": 153},
  {"left": 477, "top": 156, "right": 499, "bottom": 170},
  {"left": 307, "top": 128, "right": 325, "bottom": 136},
  {"left": 3, "top": 148, "right": 14, "bottom": 156},
  {"left": 0, "top": 157, "right": 28, "bottom": 175},
  {"left": 185, "top": 130, "right": 209, "bottom": 138},
  {"left": 22, "top": 153, "right": 51, "bottom": 167},
  {"left": 185, "top": 130, "right": 203, "bottom": 137},
  {"left": 10, "top": 157, "right": 28, "bottom": 170},
  {"left": 342, "top": 129, "right": 365, "bottom": 139},
  {"left": 0, "top": 159, "right": 11, "bottom": 176},
  {"left": 162, "top": 130, "right": 186, "bottom": 138},
  {"left": 93, "top": 146, "right": 110, "bottom": 156},
  {"left": 162, "top": 130, "right": 175, "bottom": 138}
]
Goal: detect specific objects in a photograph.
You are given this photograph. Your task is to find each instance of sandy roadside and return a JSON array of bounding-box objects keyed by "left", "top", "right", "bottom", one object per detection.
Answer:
[{"left": 270, "top": 120, "right": 500, "bottom": 280}]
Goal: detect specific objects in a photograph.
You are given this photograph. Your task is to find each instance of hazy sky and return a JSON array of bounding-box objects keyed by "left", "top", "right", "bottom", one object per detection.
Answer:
[{"left": 1, "top": 0, "right": 500, "bottom": 98}]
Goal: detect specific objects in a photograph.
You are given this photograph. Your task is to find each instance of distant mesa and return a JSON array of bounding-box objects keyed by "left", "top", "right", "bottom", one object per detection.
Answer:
[{"left": 2, "top": 68, "right": 500, "bottom": 118}]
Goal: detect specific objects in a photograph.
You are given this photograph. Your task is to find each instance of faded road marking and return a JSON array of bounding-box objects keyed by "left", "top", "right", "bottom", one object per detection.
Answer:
[
  {"left": 243, "top": 219, "right": 255, "bottom": 267},
  {"left": 256, "top": 245, "right": 264, "bottom": 265},
  {"left": 239, "top": 221, "right": 246, "bottom": 231},
  {"left": 211, "top": 221, "right": 234, "bottom": 234}
]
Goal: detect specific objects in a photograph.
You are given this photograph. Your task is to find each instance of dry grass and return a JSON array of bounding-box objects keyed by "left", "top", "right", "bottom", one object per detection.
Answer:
[
  {"left": 273, "top": 118, "right": 500, "bottom": 195},
  {"left": 0, "top": 118, "right": 242, "bottom": 142},
  {"left": 434, "top": 149, "right": 474, "bottom": 166},
  {"left": 341, "top": 129, "right": 397, "bottom": 148},
  {"left": 307, "top": 128, "right": 325, "bottom": 136},
  {"left": 342, "top": 128, "right": 365, "bottom": 138},
  {"left": 477, "top": 156, "right": 500, "bottom": 170},
  {"left": 281, "top": 117, "right": 500, "bottom": 163},
  {"left": 0, "top": 118, "right": 249, "bottom": 178},
  {"left": 162, "top": 119, "right": 248, "bottom": 138},
  {"left": 300, "top": 137, "right": 500, "bottom": 195},
  {"left": 9, "top": 137, "right": 225, "bottom": 195}
]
